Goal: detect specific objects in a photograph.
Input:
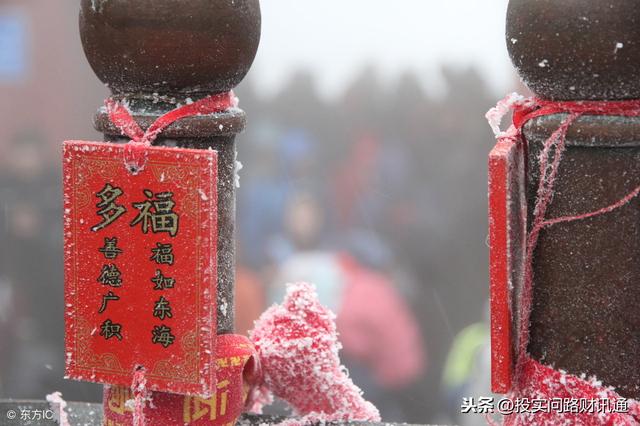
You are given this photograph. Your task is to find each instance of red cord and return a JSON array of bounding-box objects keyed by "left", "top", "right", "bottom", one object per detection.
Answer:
[{"left": 105, "top": 92, "right": 237, "bottom": 173}]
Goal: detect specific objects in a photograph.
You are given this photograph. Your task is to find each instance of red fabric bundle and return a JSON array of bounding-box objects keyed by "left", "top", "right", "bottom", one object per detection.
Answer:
[
  {"left": 249, "top": 282, "right": 380, "bottom": 423},
  {"left": 504, "top": 357, "right": 640, "bottom": 425}
]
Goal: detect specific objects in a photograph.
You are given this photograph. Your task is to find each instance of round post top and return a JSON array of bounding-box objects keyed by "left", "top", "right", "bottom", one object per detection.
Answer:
[
  {"left": 79, "top": 0, "right": 261, "bottom": 96},
  {"left": 507, "top": 0, "right": 640, "bottom": 100}
]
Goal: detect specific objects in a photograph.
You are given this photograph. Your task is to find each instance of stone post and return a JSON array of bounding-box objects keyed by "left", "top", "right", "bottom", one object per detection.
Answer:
[{"left": 499, "top": 0, "right": 640, "bottom": 398}]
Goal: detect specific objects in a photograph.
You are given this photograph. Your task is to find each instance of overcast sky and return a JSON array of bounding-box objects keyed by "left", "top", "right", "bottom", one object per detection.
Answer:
[{"left": 248, "top": 0, "right": 516, "bottom": 99}]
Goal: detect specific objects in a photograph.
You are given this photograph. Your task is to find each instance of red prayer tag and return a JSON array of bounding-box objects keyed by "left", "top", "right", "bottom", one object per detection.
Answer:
[
  {"left": 488, "top": 136, "right": 527, "bottom": 394},
  {"left": 63, "top": 140, "right": 218, "bottom": 395}
]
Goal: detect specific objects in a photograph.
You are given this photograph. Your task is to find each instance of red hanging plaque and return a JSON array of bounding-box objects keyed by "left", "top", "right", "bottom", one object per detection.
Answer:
[{"left": 63, "top": 140, "right": 218, "bottom": 395}]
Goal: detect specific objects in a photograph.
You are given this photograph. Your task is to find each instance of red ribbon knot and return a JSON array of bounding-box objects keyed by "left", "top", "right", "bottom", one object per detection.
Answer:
[{"left": 105, "top": 91, "right": 237, "bottom": 174}]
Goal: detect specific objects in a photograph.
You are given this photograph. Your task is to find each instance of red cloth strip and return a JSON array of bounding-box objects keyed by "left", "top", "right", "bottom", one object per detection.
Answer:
[
  {"left": 102, "top": 334, "right": 259, "bottom": 426},
  {"left": 513, "top": 98, "right": 640, "bottom": 130},
  {"left": 105, "top": 92, "right": 237, "bottom": 173},
  {"left": 504, "top": 357, "right": 640, "bottom": 426}
]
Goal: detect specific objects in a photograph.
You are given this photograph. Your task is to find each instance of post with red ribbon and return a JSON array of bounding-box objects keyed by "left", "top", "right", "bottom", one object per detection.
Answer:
[
  {"left": 64, "top": 1, "right": 261, "bottom": 424},
  {"left": 488, "top": 1, "right": 640, "bottom": 424}
]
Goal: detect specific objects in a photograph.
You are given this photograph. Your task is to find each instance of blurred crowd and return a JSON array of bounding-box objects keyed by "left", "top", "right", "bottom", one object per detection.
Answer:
[{"left": 232, "top": 68, "right": 497, "bottom": 423}]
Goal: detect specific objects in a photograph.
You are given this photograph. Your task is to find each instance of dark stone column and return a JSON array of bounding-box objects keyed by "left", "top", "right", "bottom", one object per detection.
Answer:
[{"left": 507, "top": 0, "right": 640, "bottom": 398}]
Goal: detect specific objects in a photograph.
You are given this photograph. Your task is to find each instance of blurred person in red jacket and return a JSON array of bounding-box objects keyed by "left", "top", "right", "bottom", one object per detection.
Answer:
[{"left": 270, "top": 192, "right": 426, "bottom": 421}]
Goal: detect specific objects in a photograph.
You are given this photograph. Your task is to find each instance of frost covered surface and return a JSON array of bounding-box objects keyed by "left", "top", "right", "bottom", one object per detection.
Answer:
[
  {"left": 131, "top": 367, "right": 150, "bottom": 426},
  {"left": 90, "top": 0, "right": 107, "bottom": 13},
  {"left": 249, "top": 282, "right": 380, "bottom": 423},
  {"left": 485, "top": 92, "right": 531, "bottom": 138},
  {"left": 46, "top": 391, "right": 70, "bottom": 426},
  {"left": 235, "top": 150, "right": 243, "bottom": 188},
  {"left": 504, "top": 357, "right": 640, "bottom": 425}
]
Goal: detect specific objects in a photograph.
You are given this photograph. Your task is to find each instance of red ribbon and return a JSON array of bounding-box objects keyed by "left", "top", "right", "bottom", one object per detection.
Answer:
[
  {"left": 105, "top": 92, "right": 237, "bottom": 173},
  {"left": 513, "top": 98, "right": 640, "bottom": 129},
  {"left": 495, "top": 98, "right": 640, "bottom": 424},
  {"left": 102, "top": 334, "right": 259, "bottom": 426}
]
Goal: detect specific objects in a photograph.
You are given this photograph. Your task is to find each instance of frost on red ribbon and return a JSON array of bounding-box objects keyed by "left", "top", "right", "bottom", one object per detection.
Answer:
[
  {"left": 248, "top": 282, "right": 380, "bottom": 423},
  {"left": 503, "top": 357, "right": 640, "bottom": 426}
]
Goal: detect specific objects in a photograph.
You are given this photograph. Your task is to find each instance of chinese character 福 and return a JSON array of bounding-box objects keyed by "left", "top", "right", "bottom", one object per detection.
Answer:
[
  {"left": 130, "top": 190, "right": 179, "bottom": 236},
  {"left": 150, "top": 243, "right": 174, "bottom": 265}
]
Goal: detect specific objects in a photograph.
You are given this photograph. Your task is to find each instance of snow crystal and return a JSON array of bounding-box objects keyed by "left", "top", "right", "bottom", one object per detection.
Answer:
[
  {"left": 538, "top": 59, "right": 549, "bottom": 68},
  {"left": 131, "top": 367, "right": 150, "bottom": 426},
  {"left": 614, "top": 42, "right": 624, "bottom": 54},
  {"left": 485, "top": 92, "right": 528, "bottom": 137},
  {"left": 90, "top": 0, "right": 107, "bottom": 13},
  {"left": 125, "top": 399, "right": 136, "bottom": 411},
  {"left": 235, "top": 151, "right": 243, "bottom": 188},
  {"left": 46, "top": 392, "right": 70, "bottom": 426}
]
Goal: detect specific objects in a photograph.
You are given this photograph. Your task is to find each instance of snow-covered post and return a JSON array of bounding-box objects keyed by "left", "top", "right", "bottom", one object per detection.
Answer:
[
  {"left": 489, "top": 0, "right": 640, "bottom": 412},
  {"left": 71, "top": 1, "right": 261, "bottom": 424}
]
